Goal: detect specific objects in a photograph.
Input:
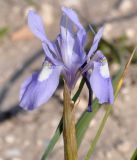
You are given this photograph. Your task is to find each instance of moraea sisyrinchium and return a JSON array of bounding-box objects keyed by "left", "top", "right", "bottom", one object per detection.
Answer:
[{"left": 19, "top": 7, "right": 114, "bottom": 111}]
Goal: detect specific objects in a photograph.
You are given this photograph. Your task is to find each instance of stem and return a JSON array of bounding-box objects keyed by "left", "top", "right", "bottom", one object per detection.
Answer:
[{"left": 63, "top": 82, "right": 78, "bottom": 160}]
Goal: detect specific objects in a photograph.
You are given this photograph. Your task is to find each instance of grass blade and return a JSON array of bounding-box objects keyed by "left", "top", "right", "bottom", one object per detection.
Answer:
[{"left": 131, "top": 148, "right": 137, "bottom": 160}]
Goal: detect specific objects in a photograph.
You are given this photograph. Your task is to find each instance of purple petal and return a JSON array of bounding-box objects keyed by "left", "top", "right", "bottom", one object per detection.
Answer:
[
  {"left": 87, "top": 27, "right": 104, "bottom": 59},
  {"left": 60, "top": 7, "right": 86, "bottom": 72},
  {"left": 90, "top": 51, "right": 114, "bottom": 104},
  {"left": 60, "top": 14, "right": 75, "bottom": 67},
  {"left": 28, "top": 10, "right": 47, "bottom": 42},
  {"left": 62, "top": 7, "right": 86, "bottom": 46},
  {"left": 62, "top": 7, "right": 84, "bottom": 31},
  {"left": 42, "top": 42, "right": 63, "bottom": 66},
  {"left": 60, "top": 14, "right": 73, "bottom": 39},
  {"left": 20, "top": 66, "right": 61, "bottom": 110},
  {"left": 28, "top": 11, "right": 57, "bottom": 63},
  {"left": 28, "top": 10, "right": 56, "bottom": 54}
]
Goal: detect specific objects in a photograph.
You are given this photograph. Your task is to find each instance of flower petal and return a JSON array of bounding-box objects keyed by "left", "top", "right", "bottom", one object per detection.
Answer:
[
  {"left": 87, "top": 27, "right": 104, "bottom": 59},
  {"left": 60, "top": 7, "right": 86, "bottom": 76},
  {"left": 28, "top": 10, "right": 56, "bottom": 54},
  {"left": 42, "top": 42, "right": 63, "bottom": 66},
  {"left": 61, "top": 8, "right": 86, "bottom": 64},
  {"left": 62, "top": 7, "right": 85, "bottom": 32},
  {"left": 89, "top": 51, "right": 114, "bottom": 104},
  {"left": 28, "top": 10, "right": 47, "bottom": 42},
  {"left": 62, "top": 6, "right": 86, "bottom": 46},
  {"left": 60, "top": 14, "right": 75, "bottom": 67},
  {"left": 20, "top": 66, "right": 61, "bottom": 110}
]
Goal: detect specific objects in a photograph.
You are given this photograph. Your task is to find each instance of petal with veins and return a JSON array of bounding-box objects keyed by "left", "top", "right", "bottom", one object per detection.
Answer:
[
  {"left": 89, "top": 51, "right": 114, "bottom": 104},
  {"left": 87, "top": 27, "right": 104, "bottom": 59},
  {"left": 28, "top": 10, "right": 47, "bottom": 42},
  {"left": 62, "top": 6, "right": 86, "bottom": 46},
  {"left": 90, "top": 62, "right": 114, "bottom": 104},
  {"left": 28, "top": 10, "right": 56, "bottom": 55},
  {"left": 20, "top": 67, "right": 61, "bottom": 110}
]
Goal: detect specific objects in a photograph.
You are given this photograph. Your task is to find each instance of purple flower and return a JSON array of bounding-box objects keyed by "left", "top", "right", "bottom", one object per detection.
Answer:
[{"left": 19, "top": 7, "right": 114, "bottom": 110}]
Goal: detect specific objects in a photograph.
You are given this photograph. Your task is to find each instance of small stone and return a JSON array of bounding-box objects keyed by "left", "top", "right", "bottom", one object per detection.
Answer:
[
  {"left": 106, "top": 149, "right": 124, "bottom": 159},
  {"left": 117, "top": 141, "right": 131, "bottom": 153},
  {"left": 106, "top": 151, "right": 112, "bottom": 158},
  {"left": 89, "top": 119, "right": 97, "bottom": 127},
  {"left": 37, "top": 139, "right": 43, "bottom": 146},
  {"left": 4, "top": 148, "right": 21, "bottom": 158},
  {"left": 126, "top": 29, "right": 135, "bottom": 39},
  {"left": 78, "top": 98, "right": 87, "bottom": 110},
  {"left": 103, "top": 23, "right": 112, "bottom": 39},
  {"left": 5, "top": 135, "right": 15, "bottom": 144},
  {"left": 62, "top": 0, "right": 80, "bottom": 7},
  {"left": 119, "top": 0, "right": 133, "bottom": 13},
  {"left": 51, "top": 119, "right": 59, "bottom": 127}
]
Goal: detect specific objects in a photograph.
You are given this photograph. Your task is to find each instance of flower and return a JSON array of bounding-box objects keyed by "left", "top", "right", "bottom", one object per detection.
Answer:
[{"left": 19, "top": 7, "right": 114, "bottom": 111}]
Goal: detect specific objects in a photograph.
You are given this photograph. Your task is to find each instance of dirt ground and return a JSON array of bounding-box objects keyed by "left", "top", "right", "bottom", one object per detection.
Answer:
[{"left": 0, "top": 0, "right": 137, "bottom": 160}]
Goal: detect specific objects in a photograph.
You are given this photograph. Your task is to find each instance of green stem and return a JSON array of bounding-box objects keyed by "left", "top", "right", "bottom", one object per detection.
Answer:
[
  {"left": 41, "top": 78, "right": 85, "bottom": 160},
  {"left": 63, "top": 82, "right": 78, "bottom": 160},
  {"left": 84, "top": 105, "right": 112, "bottom": 160}
]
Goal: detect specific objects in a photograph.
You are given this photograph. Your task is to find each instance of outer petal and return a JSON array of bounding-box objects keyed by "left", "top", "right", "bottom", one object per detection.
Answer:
[
  {"left": 28, "top": 10, "right": 56, "bottom": 54},
  {"left": 28, "top": 10, "right": 47, "bottom": 42},
  {"left": 87, "top": 27, "right": 104, "bottom": 59},
  {"left": 20, "top": 66, "right": 61, "bottom": 110},
  {"left": 90, "top": 51, "right": 114, "bottom": 104}
]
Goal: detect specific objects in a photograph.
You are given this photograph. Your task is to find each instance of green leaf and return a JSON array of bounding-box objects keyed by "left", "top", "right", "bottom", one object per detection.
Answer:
[
  {"left": 131, "top": 148, "right": 137, "bottom": 160},
  {"left": 76, "top": 99, "right": 100, "bottom": 147},
  {"left": 84, "top": 105, "right": 112, "bottom": 160}
]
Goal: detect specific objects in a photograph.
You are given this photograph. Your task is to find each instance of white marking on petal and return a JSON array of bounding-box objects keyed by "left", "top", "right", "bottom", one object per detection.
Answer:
[
  {"left": 100, "top": 62, "right": 110, "bottom": 78},
  {"left": 38, "top": 66, "right": 52, "bottom": 82}
]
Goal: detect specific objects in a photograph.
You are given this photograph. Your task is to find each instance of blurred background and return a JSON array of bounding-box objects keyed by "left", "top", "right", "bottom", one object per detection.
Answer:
[{"left": 0, "top": 0, "right": 137, "bottom": 160}]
